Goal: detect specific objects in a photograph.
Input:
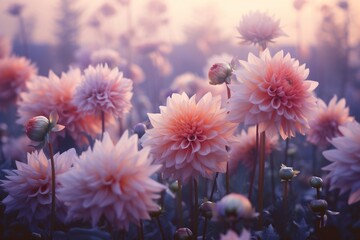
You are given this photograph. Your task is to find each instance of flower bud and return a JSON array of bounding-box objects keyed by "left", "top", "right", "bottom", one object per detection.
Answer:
[
  {"left": 279, "top": 164, "right": 300, "bottom": 181},
  {"left": 199, "top": 201, "right": 215, "bottom": 219},
  {"left": 310, "top": 199, "right": 328, "bottom": 215},
  {"left": 208, "top": 63, "right": 233, "bottom": 85},
  {"left": 309, "top": 176, "right": 323, "bottom": 189},
  {"left": 169, "top": 180, "right": 179, "bottom": 193},
  {"left": 216, "top": 193, "right": 254, "bottom": 221},
  {"left": 25, "top": 116, "right": 50, "bottom": 142},
  {"left": 174, "top": 228, "right": 193, "bottom": 240},
  {"left": 133, "top": 123, "right": 147, "bottom": 138},
  {"left": 149, "top": 206, "right": 162, "bottom": 218}
]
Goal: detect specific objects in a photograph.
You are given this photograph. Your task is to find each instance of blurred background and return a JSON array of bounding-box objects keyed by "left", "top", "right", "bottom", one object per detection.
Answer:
[{"left": 0, "top": 0, "right": 359, "bottom": 119}]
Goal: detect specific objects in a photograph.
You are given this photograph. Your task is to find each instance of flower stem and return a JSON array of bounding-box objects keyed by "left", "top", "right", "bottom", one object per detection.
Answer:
[
  {"left": 248, "top": 124, "right": 259, "bottom": 200},
  {"left": 270, "top": 152, "right": 276, "bottom": 203},
  {"left": 312, "top": 145, "right": 317, "bottom": 176},
  {"left": 283, "top": 181, "right": 288, "bottom": 213},
  {"left": 193, "top": 179, "right": 199, "bottom": 240},
  {"left": 226, "top": 163, "right": 230, "bottom": 194},
  {"left": 257, "top": 131, "right": 266, "bottom": 229},
  {"left": 18, "top": 15, "right": 28, "bottom": 57},
  {"left": 202, "top": 218, "right": 208, "bottom": 240},
  {"left": 101, "top": 111, "right": 105, "bottom": 139},
  {"left": 48, "top": 142, "right": 56, "bottom": 240},
  {"left": 177, "top": 180, "right": 183, "bottom": 227},
  {"left": 209, "top": 173, "right": 218, "bottom": 201},
  {"left": 156, "top": 216, "right": 166, "bottom": 240},
  {"left": 138, "top": 220, "right": 144, "bottom": 240},
  {"left": 316, "top": 188, "right": 320, "bottom": 199},
  {"left": 284, "top": 138, "right": 289, "bottom": 165}
]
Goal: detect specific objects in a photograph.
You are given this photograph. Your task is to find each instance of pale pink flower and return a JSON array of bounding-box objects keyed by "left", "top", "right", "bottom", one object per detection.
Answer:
[
  {"left": 215, "top": 193, "right": 255, "bottom": 221},
  {"left": 220, "top": 229, "right": 251, "bottom": 240},
  {"left": 0, "top": 149, "right": 77, "bottom": 223},
  {"left": 58, "top": 131, "right": 165, "bottom": 230},
  {"left": 17, "top": 69, "right": 101, "bottom": 145},
  {"left": 322, "top": 121, "right": 360, "bottom": 204},
  {"left": 99, "top": 2, "right": 117, "bottom": 17},
  {"left": 90, "top": 48, "right": 125, "bottom": 68},
  {"left": 0, "top": 56, "right": 37, "bottom": 107},
  {"left": 0, "top": 36, "right": 11, "bottom": 58},
  {"left": 307, "top": 95, "right": 353, "bottom": 148},
  {"left": 73, "top": 64, "right": 133, "bottom": 119},
  {"left": 229, "top": 126, "right": 278, "bottom": 172},
  {"left": 142, "top": 92, "right": 237, "bottom": 183},
  {"left": 227, "top": 49, "right": 318, "bottom": 139},
  {"left": 237, "top": 11, "right": 286, "bottom": 49}
]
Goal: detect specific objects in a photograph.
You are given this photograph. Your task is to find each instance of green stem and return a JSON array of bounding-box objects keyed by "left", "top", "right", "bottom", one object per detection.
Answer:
[
  {"left": 193, "top": 179, "right": 199, "bottom": 240},
  {"left": 257, "top": 131, "right": 266, "bottom": 229},
  {"left": 209, "top": 173, "right": 218, "bottom": 201},
  {"left": 48, "top": 142, "right": 56, "bottom": 240},
  {"left": 156, "top": 216, "right": 166, "bottom": 240},
  {"left": 248, "top": 124, "right": 259, "bottom": 200},
  {"left": 138, "top": 220, "right": 144, "bottom": 240},
  {"left": 177, "top": 180, "right": 183, "bottom": 227},
  {"left": 284, "top": 138, "right": 289, "bottom": 165},
  {"left": 202, "top": 218, "right": 208, "bottom": 240}
]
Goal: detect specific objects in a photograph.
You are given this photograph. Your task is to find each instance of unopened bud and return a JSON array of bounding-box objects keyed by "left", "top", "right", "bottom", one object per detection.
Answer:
[
  {"left": 199, "top": 201, "right": 215, "bottom": 219},
  {"left": 169, "top": 180, "right": 179, "bottom": 193},
  {"left": 310, "top": 199, "right": 328, "bottom": 215},
  {"left": 208, "top": 63, "right": 233, "bottom": 85},
  {"left": 216, "top": 193, "right": 254, "bottom": 221},
  {"left": 149, "top": 206, "right": 162, "bottom": 218},
  {"left": 309, "top": 176, "right": 323, "bottom": 189},
  {"left": 279, "top": 164, "right": 300, "bottom": 181},
  {"left": 174, "top": 228, "right": 193, "bottom": 240},
  {"left": 25, "top": 116, "right": 50, "bottom": 142},
  {"left": 133, "top": 123, "right": 147, "bottom": 138}
]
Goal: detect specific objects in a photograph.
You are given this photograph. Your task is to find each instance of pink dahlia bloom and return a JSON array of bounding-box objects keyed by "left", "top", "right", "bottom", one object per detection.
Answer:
[
  {"left": 58, "top": 131, "right": 165, "bottom": 230},
  {"left": 229, "top": 126, "right": 278, "bottom": 172},
  {"left": 307, "top": 95, "right": 353, "bottom": 149},
  {"left": 322, "top": 121, "right": 360, "bottom": 204},
  {"left": 142, "top": 92, "right": 237, "bottom": 183},
  {"left": 0, "top": 36, "right": 11, "bottom": 58},
  {"left": 0, "top": 56, "right": 37, "bottom": 107},
  {"left": 237, "top": 11, "right": 286, "bottom": 49},
  {"left": 0, "top": 149, "right": 77, "bottom": 223},
  {"left": 17, "top": 69, "right": 101, "bottom": 145},
  {"left": 220, "top": 230, "right": 251, "bottom": 240},
  {"left": 73, "top": 64, "right": 133, "bottom": 120},
  {"left": 227, "top": 49, "right": 318, "bottom": 139}
]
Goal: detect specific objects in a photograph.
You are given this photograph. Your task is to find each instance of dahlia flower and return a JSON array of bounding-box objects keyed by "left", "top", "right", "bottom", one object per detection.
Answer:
[
  {"left": 73, "top": 64, "right": 133, "bottom": 119},
  {"left": 227, "top": 49, "right": 318, "bottom": 139},
  {"left": 215, "top": 193, "right": 255, "bottom": 221},
  {"left": 229, "top": 126, "right": 278, "bottom": 171},
  {"left": 142, "top": 92, "right": 237, "bottom": 183},
  {"left": 306, "top": 95, "right": 353, "bottom": 148},
  {"left": 322, "top": 121, "right": 360, "bottom": 204},
  {"left": 90, "top": 48, "right": 125, "bottom": 68},
  {"left": 0, "top": 149, "right": 77, "bottom": 223},
  {"left": 0, "top": 56, "right": 37, "bottom": 107},
  {"left": 17, "top": 69, "right": 101, "bottom": 145},
  {"left": 220, "top": 230, "right": 251, "bottom": 240},
  {"left": 237, "top": 11, "right": 285, "bottom": 49},
  {"left": 58, "top": 131, "right": 165, "bottom": 230}
]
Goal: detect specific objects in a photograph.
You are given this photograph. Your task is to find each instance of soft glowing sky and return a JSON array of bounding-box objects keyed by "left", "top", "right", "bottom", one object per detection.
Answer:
[{"left": 0, "top": 0, "right": 358, "bottom": 46}]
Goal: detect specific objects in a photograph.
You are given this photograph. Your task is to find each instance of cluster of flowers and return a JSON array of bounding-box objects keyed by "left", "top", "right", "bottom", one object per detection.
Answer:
[{"left": 0, "top": 9, "right": 359, "bottom": 240}]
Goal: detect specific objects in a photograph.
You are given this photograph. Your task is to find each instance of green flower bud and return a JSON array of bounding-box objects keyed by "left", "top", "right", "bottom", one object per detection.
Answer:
[
  {"left": 133, "top": 123, "right": 147, "bottom": 138},
  {"left": 169, "top": 180, "right": 179, "bottom": 193},
  {"left": 199, "top": 201, "right": 215, "bottom": 219},
  {"left": 174, "top": 228, "right": 193, "bottom": 240},
  {"left": 25, "top": 116, "right": 50, "bottom": 142},
  {"left": 310, "top": 199, "right": 328, "bottom": 215},
  {"left": 309, "top": 176, "right": 323, "bottom": 189},
  {"left": 279, "top": 164, "right": 300, "bottom": 181},
  {"left": 149, "top": 206, "right": 162, "bottom": 218},
  {"left": 208, "top": 63, "right": 233, "bottom": 85}
]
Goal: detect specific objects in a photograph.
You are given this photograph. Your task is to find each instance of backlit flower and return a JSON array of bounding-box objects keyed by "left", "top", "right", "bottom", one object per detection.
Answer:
[
  {"left": 142, "top": 92, "right": 237, "bottom": 183},
  {"left": 0, "top": 149, "right": 77, "bottom": 223},
  {"left": 73, "top": 64, "right": 133, "bottom": 119},
  {"left": 215, "top": 193, "right": 255, "bottom": 221},
  {"left": 0, "top": 56, "right": 37, "bottom": 107},
  {"left": 90, "top": 48, "right": 125, "bottom": 68},
  {"left": 227, "top": 49, "right": 318, "bottom": 139},
  {"left": 58, "top": 132, "right": 165, "bottom": 230},
  {"left": 17, "top": 69, "right": 101, "bottom": 145},
  {"left": 322, "top": 121, "right": 360, "bottom": 204},
  {"left": 229, "top": 126, "right": 278, "bottom": 171},
  {"left": 237, "top": 11, "right": 285, "bottom": 49},
  {"left": 306, "top": 95, "right": 353, "bottom": 148}
]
